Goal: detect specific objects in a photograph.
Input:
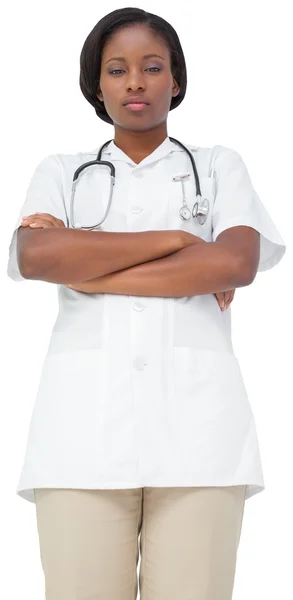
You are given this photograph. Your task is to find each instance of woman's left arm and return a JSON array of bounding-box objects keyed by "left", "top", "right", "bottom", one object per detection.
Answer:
[
  {"left": 20, "top": 216, "right": 258, "bottom": 309},
  {"left": 67, "top": 229, "right": 255, "bottom": 300},
  {"left": 67, "top": 226, "right": 259, "bottom": 308}
]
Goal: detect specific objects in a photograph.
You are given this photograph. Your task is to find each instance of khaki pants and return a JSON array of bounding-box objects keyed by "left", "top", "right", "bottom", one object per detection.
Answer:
[{"left": 34, "top": 485, "right": 246, "bottom": 600}]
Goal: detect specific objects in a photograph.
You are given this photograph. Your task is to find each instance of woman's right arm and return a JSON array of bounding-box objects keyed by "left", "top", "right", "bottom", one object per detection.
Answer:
[{"left": 17, "top": 226, "right": 196, "bottom": 284}]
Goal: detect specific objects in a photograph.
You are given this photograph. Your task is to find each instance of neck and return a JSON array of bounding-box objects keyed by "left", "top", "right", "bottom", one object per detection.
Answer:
[{"left": 113, "top": 124, "right": 168, "bottom": 163}]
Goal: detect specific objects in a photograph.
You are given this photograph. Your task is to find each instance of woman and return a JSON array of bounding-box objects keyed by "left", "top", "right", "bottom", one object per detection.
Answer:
[{"left": 7, "top": 7, "right": 286, "bottom": 600}]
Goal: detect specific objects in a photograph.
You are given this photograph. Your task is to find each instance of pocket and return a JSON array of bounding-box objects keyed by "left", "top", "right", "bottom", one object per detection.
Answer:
[
  {"left": 172, "top": 347, "right": 254, "bottom": 463},
  {"left": 45, "top": 329, "right": 103, "bottom": 355},
  {"left": 173, "top": 294, "right": 233, "bottom": 352},
  {"left": 173, "top": 347, "right": 251, "bottom": 410},
  {"left": 30, "top": 348, "right": 106, "bottom": 460}
]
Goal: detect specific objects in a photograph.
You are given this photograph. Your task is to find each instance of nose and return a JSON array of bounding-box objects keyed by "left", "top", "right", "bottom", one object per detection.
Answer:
[{"left": 125, "top": 69, "right": 146, "bottom": 91}]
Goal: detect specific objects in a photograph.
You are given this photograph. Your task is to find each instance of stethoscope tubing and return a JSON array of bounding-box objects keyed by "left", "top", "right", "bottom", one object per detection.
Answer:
[{"left": 69, "top": 137, "right": 208, "bottom": 230}]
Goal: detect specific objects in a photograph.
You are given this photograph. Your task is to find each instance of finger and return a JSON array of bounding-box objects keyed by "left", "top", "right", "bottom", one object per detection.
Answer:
[
  {"left": 21, "top": 214, "right": 46, "bottom": 220},
  {"left": 215, "top": 292, "right": 225, "bottom": 310},
  {"left": 215, "top": 293, "right": 223, "bottom": 309},
  {"left": 22, "top": 218, "right": 47, "bottom": 227},
  {"left": 22, "top": 218, "right": 52, "bottom": 229},
  {"left": 217, "top": 291, "right": 231, "bottom": 311},
  {"left": 21, "top": 215, "right": 49, "bottom": 224},
  {"left": 21, "top": 216, "right": 35, "bottom": 223},
  {"left": 35, "top": 212, "right": 57, "bottom": 218},
  {"left": 29, "top": 220, "right": 56, "bottom": 228},
  {"left": 35, "top": 213, "right": 65, "bottom": 226},
  {"left": 21, "top": 213, "right": 63, "bottom": 227},
  {"left": 224, "top": 289, "right": 236, "bottom": 309},
  {"left": 222, "top": 291, "right": 229, "bottom": 309},
  {"left": 20, "top": 220, "right": 43, "bottom": 228},
  {"left": 228, "top": 289, "right": 236, "bottom": 304},
  {"left": 21, "top": 216, "right": 56, "bottom": 228}
]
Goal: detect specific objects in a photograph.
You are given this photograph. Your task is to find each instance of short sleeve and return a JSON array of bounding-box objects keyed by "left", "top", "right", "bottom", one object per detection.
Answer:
[
  {"left": 7, "top": 154, "right": 69, "bottom": 282},
  {"left": 212, "top": 147, "right": 286, "bottom": 272}
]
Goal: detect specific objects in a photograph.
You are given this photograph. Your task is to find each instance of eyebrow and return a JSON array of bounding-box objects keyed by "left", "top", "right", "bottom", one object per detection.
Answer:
[{"left": 105, "top": 54, "right": 166, "bottom": 64}]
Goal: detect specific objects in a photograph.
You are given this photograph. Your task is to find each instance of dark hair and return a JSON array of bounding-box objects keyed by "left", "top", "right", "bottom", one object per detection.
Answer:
[{"left": 79, "top": 7, "right": 187, "bottom": 124}]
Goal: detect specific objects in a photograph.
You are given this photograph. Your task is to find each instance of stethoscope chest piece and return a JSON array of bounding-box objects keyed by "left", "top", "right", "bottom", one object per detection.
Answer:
[{"left": 192, "top": 196, "right": 210, "bottom": 225}]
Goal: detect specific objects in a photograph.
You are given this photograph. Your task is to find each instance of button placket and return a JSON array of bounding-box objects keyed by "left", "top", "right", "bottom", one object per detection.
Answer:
[
  {"left": 128, "top": 166, "right": 149, "bottom": 372},
  {"left": 132, "top": 300, "right": 147, "bottom": 369},
  {"left": 132, "top": 170, "right": 144, "bottom": 179},
  {"left": 127, "top": 169, "right": 146, "bottom": 225}
]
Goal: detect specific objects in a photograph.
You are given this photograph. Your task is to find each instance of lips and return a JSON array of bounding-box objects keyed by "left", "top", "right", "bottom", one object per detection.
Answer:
[
  {"left": 123, "top": 97, "right": 149, "bottom": 113},
  {"left": 123, "top": 97, "right": 149, "bottom": 106}
]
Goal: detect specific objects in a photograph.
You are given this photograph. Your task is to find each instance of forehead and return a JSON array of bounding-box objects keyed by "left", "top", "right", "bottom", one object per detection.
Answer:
[{"left": 102, "top": 24, "right": 168, "bottom": 57}]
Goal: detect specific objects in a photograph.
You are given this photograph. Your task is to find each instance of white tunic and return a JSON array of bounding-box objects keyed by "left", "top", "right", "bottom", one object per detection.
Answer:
[{"left": 7, "top": 137, "right": 286, "bottom": 504}]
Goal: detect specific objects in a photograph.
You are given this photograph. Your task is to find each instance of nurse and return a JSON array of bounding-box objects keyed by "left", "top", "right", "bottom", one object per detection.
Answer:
[{"left": 7, "top": 6, "right": 286, "bottom": 600}]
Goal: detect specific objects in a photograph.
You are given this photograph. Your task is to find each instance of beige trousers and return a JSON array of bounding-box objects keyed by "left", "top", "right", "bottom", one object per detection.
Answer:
[{"left": 34, "top": 485, "right": 246, "bottom": 600}]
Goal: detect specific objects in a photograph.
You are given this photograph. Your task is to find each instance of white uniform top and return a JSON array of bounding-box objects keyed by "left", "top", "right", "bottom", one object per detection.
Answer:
[{"left": 7, "top": 137, "right": 286, "bottom": 504}]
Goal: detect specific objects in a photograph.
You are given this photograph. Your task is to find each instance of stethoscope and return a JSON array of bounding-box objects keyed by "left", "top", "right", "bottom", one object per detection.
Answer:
[{"left": 69, "top": 137, "right": 210, "bottom": 230}]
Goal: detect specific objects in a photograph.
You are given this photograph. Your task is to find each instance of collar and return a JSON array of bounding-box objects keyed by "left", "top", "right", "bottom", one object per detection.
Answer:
[{"left": 88, "top": 136, "right": 190, "bottom": 168}]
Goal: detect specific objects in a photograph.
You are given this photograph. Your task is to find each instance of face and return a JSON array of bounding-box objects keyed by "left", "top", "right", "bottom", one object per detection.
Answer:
[{"left": 96, "top": 24, "right": 180, "bottom": 131}]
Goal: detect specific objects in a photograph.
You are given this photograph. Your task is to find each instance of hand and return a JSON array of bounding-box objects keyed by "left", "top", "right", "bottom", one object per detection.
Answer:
[
  {"left": 215, "top": 288, "right": 235, "bottom": 311},
  {"left": 20, "top": 214, "right": 96, "bottom": 292},
  {"left": 20, "top": 213, "right": 66, "bottom": 228}
]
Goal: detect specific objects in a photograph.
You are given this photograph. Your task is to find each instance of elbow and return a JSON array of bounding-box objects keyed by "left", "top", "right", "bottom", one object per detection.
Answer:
[
  {"left": 18, "top": 255, "right": 33, "bottom": 279},
  {"left": 18, "top": 247, "right": 39, "bottom": 279},
  {"left": 234, "top": 256, "right": 257, "bottom": 287},
  {"left": 16, "top": 228, "right": 43, "bottom": 279}
]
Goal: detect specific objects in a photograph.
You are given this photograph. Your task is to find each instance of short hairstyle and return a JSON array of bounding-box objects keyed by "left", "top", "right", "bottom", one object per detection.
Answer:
[{"left": 79, "top": 7, "right": 187, "bottom": 124}]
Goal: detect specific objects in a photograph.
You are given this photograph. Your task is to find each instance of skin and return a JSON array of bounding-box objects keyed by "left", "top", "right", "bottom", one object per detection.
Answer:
[
  {"left": 20, "top": 214, "right": 235, "bottom": 310},
  {"left": 96, "top": 23, "right": 180, "bottom": 162},
  {"left": 20, "top": 24, "right": 236, "bottom": 310}
]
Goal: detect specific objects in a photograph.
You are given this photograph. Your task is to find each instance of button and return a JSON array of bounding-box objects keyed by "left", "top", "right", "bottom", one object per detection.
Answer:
[
  {"left": 132, "top": 171, "right": 144, "bottom": 178},
  {"left": 133, "top": 356, "right": 147, "bottom": 371},
  {"left": 131, "top": 206, "right": 144, "bottom": 214},
  {"left": 132, "top": 301, "right": 145, "bottom": 311}
]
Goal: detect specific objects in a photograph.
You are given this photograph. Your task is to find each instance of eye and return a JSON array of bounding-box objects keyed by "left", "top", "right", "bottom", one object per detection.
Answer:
[{"left": 109, "top": 67, "right": 161, "bottom": 75}]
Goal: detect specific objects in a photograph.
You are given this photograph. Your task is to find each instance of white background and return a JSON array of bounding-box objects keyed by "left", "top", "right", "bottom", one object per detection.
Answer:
[{"left": 1, "top": 1, "right": 292, "bottom": 598}]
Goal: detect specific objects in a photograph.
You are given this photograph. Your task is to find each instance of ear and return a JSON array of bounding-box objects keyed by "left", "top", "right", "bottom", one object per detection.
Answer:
[
  {"left": 96, "top": 89, "right": 103, "bottom": 103},
  {"left": 172, "top": 78, "right": 180, "bottom": 98}
]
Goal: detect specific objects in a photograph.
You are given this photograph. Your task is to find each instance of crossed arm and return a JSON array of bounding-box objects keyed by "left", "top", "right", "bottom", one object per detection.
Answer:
[
  {"left": 67, "top": 241, "right": 236, "bottom": 296},
  {"left": 67, "top": 227, "right": 260, "bottom": 297},
  {"left": 19, "top": 214, "right": 260, "bottom": 301}
]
